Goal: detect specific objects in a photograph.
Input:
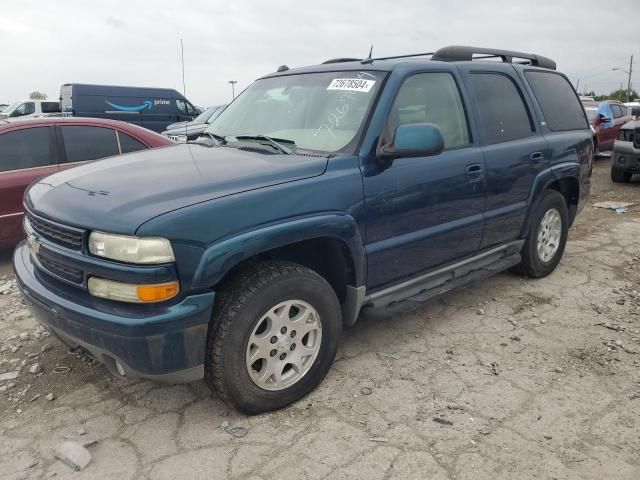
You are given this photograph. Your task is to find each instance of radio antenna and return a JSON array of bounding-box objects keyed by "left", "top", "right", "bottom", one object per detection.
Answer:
[
  {"left": 362, "top": 45, "right": 374, "bottom": 64},
  {"left": 180, "top": 38, "right": 188, "bottom": 142},
  {"left": 180, "top": 38, "right": 187, "bottom": 97}
]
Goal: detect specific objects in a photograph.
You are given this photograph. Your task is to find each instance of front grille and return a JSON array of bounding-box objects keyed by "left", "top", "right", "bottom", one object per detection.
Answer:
[
  {"left": 39, "top": 255, "right": 84, "bottom": 284},
  {"left": 27, "top": 212, "right": 84, "bottom": 250}
]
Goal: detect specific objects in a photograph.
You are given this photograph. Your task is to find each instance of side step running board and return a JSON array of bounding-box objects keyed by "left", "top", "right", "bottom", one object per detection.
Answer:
[{"left": 364, "top": 241, "right": 523, "bottom": 309}]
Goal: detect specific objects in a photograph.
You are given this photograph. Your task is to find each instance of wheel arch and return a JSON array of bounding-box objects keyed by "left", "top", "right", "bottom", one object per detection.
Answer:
[
  {"left": 522, "top": 164, "right": 580, "bottom": 237},
  {"left": 192, "top": 214, "right": 366, "bottom": 302}
]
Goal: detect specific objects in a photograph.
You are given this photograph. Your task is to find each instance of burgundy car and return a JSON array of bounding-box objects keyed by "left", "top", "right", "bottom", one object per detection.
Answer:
[
  {"left": 589, "top": 100, "right": 632, "bottom": 155},
  {"left": 0, "top": 117, "right": 172, "bottom": 247}
]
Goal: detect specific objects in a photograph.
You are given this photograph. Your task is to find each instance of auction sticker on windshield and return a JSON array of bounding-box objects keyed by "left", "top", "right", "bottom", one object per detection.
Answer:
[{"left": 327, "top": 78, "right": 376, "bottom": 92}]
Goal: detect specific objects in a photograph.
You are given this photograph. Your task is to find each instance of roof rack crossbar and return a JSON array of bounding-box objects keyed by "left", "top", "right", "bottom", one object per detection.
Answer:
[{"left": 431, "top": 46, "right": 556, "bottom": 70}]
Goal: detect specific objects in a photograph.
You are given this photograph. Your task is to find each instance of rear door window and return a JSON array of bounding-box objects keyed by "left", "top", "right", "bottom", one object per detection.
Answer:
[
  {"left": 0, "top": 127, "right": 52, "bottom": 172},
  {"left": 525, "top": 71, "right": 589, "bottom": 131},
  {"left": 60, "top": 126, "right": 119, "bottom": 163},
  {"left": 469, "top": 73, "right": 534, "bottom": 144},
  {"left": 118, "top": 132, "right": 147, "bottom": 153}
]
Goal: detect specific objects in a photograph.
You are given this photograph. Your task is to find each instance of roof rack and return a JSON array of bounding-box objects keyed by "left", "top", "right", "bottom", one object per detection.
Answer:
[
  {"left": 318, "top": 46, "right": 556, "bottom": 70},
  {"left": 431, "top": 46, "right": 556, "bottom": 70}
]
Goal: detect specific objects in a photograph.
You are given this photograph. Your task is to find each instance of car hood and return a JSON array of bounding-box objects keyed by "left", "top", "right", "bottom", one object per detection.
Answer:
[
  {"left": 26, "top": 144, "right": 328, "bottom": 234},
  {"left": 165, "top": 120, "right": 190, "bottom": 130},
  {"left": 162, "top": 122, "right": 208, "bottom": 137}
]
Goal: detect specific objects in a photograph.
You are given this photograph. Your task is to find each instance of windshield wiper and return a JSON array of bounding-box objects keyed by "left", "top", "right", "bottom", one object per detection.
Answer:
[
  {"left": 234, "top": 134, "right": 294, "bottom": 155},
  {"left": 202, "top": 132, "right": 226, "bottom": 145}
]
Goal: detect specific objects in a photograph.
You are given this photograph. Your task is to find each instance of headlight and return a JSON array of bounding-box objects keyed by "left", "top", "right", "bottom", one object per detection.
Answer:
[
  {"left": 88, "top": 232, "right": 175, "bottom": 264},
  {"left": 88, "top": 277, "right": 179, "bottom": 303}
]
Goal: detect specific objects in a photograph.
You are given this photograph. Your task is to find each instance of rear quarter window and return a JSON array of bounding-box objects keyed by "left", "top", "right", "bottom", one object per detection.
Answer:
[
  {"left": 525, "top": 71, "right": 588, "bottom": 131},
  {"left": 118, "top": 132, "right": 147, "bottom": 153}
]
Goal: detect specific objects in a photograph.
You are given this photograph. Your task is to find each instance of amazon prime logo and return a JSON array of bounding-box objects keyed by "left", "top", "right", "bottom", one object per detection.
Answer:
[{"left": 105, "top": 99, "right": 169, "bottom": 112}]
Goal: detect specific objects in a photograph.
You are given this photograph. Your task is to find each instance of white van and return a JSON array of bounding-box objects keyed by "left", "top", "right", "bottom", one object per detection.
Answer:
[{"left": 0, "top": 100, "right": 61, "bottom": 119}]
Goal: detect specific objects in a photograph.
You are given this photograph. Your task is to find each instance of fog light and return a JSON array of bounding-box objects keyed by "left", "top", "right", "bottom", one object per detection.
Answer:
[
  {"left": 619, "top": 156, "right": 626, "bottom": 164},
  {"left": 115, "top": 360, "right": 126, "bottom": 376},
  {"left": 88, "top": 277, "right": 179, "bottom": 303}
]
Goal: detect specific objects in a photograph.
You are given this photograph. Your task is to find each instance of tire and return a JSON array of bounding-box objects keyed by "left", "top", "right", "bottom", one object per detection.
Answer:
[
  {"left": 611, "top": 166, "right": 632, "bottom": 183},
  {"left": 204, "top": 261, "right": 341, "bottom": 414},
  {"left": 512, "top": 190, "right": 569, "bottom": 278}
]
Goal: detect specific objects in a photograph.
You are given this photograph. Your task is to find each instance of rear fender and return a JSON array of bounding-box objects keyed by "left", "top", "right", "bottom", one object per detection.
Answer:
[{"left": 520, "top": 163, "right": 580, "bottom": 237}]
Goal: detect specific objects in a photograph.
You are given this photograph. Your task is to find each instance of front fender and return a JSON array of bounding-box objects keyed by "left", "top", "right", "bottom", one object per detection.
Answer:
[
  {"left": 191, "top": 214, "right": 366, "bottom": 289},
  {"left": 520, "top": 162, "right": 580, "bottom": 237}
]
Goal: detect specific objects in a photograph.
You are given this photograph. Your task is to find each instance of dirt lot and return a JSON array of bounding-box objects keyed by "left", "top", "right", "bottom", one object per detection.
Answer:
[{"left": 1, "top": 157, "right": 639, "bottom": 479}]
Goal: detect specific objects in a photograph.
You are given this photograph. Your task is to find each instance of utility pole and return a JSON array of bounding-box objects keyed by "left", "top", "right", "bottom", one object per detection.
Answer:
[
  {"left": 575, "top": 78, "right": 580, "bottom": 93},
  {"left": 627, "top": 55, "right": 633, "bottom": 102},
  {"left": 228, "top": 80, "right": 237, "bottom": 100}
]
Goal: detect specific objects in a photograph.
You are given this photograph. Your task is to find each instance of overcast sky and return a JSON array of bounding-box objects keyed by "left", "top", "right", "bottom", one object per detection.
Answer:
[{"left": 1, "top": 0, "right": 637, "bottom": 106}]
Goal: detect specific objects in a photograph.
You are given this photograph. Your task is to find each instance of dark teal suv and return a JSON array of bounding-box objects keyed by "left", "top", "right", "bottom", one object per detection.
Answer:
[{"left": 14, "top": 46, "right": 592, "bottom": 414}]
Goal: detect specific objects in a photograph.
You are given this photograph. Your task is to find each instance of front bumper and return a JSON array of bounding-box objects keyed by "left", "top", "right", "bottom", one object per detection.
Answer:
[
  {"left": 613, "top": 149, "right": 640, "bottom": 173},
  {"left": 13, "top": 242, "right": 215, "bottom": 382}
]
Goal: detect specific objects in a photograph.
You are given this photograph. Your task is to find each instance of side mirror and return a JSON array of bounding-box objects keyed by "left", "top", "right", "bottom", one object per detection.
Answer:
[
  {"left": 378, "top": 123, "right": 445, "bottom": 160},
  {"left": 632, "top": 106, "right": 640, "bottom": 117}
]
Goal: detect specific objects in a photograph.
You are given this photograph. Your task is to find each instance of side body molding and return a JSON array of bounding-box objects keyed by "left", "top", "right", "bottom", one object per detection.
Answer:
[{"left": 191, "top": 214, "right": 367, "bottom": 290}]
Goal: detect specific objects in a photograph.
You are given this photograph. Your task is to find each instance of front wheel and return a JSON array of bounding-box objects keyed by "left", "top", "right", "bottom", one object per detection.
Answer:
[
  {"left": 512, "top": 190, "right": 569, "bottom": 278},
  {"left": 204, "top": 261, "right": 341, "bottom": 414}
]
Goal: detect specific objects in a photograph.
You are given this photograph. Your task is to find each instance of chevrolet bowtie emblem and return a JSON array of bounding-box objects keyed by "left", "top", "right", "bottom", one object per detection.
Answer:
[{"left": 26, "top": 233, "right": 41, "bottom": 256}]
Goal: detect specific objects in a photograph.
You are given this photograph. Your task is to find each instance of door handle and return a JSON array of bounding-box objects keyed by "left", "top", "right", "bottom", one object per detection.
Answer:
[
  {"left": 529, "top": 152, "right": 544, "bottom": 163},
  {"left": 465, "top": 163, "right": 484, "bottom": 182}
]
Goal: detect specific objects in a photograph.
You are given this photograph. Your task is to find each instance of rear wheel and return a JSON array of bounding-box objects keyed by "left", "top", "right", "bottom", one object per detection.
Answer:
[
  {"left": 204, "top": 261, "right": 341, "bottom": 414},
  {"left": 512, "top": 190, "right": 568, "bottom": 278},
  {"left": 611, "top": 165, "right": 632, "bottom": 183}
]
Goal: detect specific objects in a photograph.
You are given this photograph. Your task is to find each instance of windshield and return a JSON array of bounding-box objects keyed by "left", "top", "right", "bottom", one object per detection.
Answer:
[
  {"left": 206, "top": 71, "right": 385, "bottom": 154},
  {"left": 2, "top": 101, "right": 20, "bottom": 114},
  {"left": 193, "top": 106, "right": 218, "bottom": 123}
]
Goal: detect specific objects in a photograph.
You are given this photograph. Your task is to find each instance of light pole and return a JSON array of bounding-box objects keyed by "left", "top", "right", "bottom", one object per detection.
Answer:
[
  {"left": 612, "top": 54, "right": 633, "bottom": 102},
  {"left": 228, "top": 80, "right": 237, "bottom": 100}
]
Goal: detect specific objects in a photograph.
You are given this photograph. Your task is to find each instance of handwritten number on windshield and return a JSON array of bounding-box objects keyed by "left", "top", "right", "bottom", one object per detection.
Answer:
[{"left": 314, "top": 72, "right": 375, "bottom": 138}]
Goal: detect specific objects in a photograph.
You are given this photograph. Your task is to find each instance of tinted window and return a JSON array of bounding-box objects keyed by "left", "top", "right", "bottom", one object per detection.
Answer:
[
  {"left": 41, "top": 102, "right": 61, "bottom": 113},
  {"left": 525, "top": 71, "right": 588, "bottom": 131},
  {"left": 388, "top": 73, "right": 470, "bottom": 149},
  {"left": 118, "top": 132, "right": 147, "bottom": 153},
  {"left": 0, "top": 127, "right": 51, "bottom": 172},
  {"left": 60, "top": 126, "right": 119, "bottom": 163},
  {"left": 469, "top": 73, "right": 534, "bottom": 144}
]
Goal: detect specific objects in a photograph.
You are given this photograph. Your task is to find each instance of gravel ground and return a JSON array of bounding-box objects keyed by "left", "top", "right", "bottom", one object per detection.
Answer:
[{"left": 1, "top": 157, "right": 639, "bottom": 479}]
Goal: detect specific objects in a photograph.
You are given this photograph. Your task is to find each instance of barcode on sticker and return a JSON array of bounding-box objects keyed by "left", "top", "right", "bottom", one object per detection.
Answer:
[{"left": 327, "top": 78, "right": 376, "bottom": 92}]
